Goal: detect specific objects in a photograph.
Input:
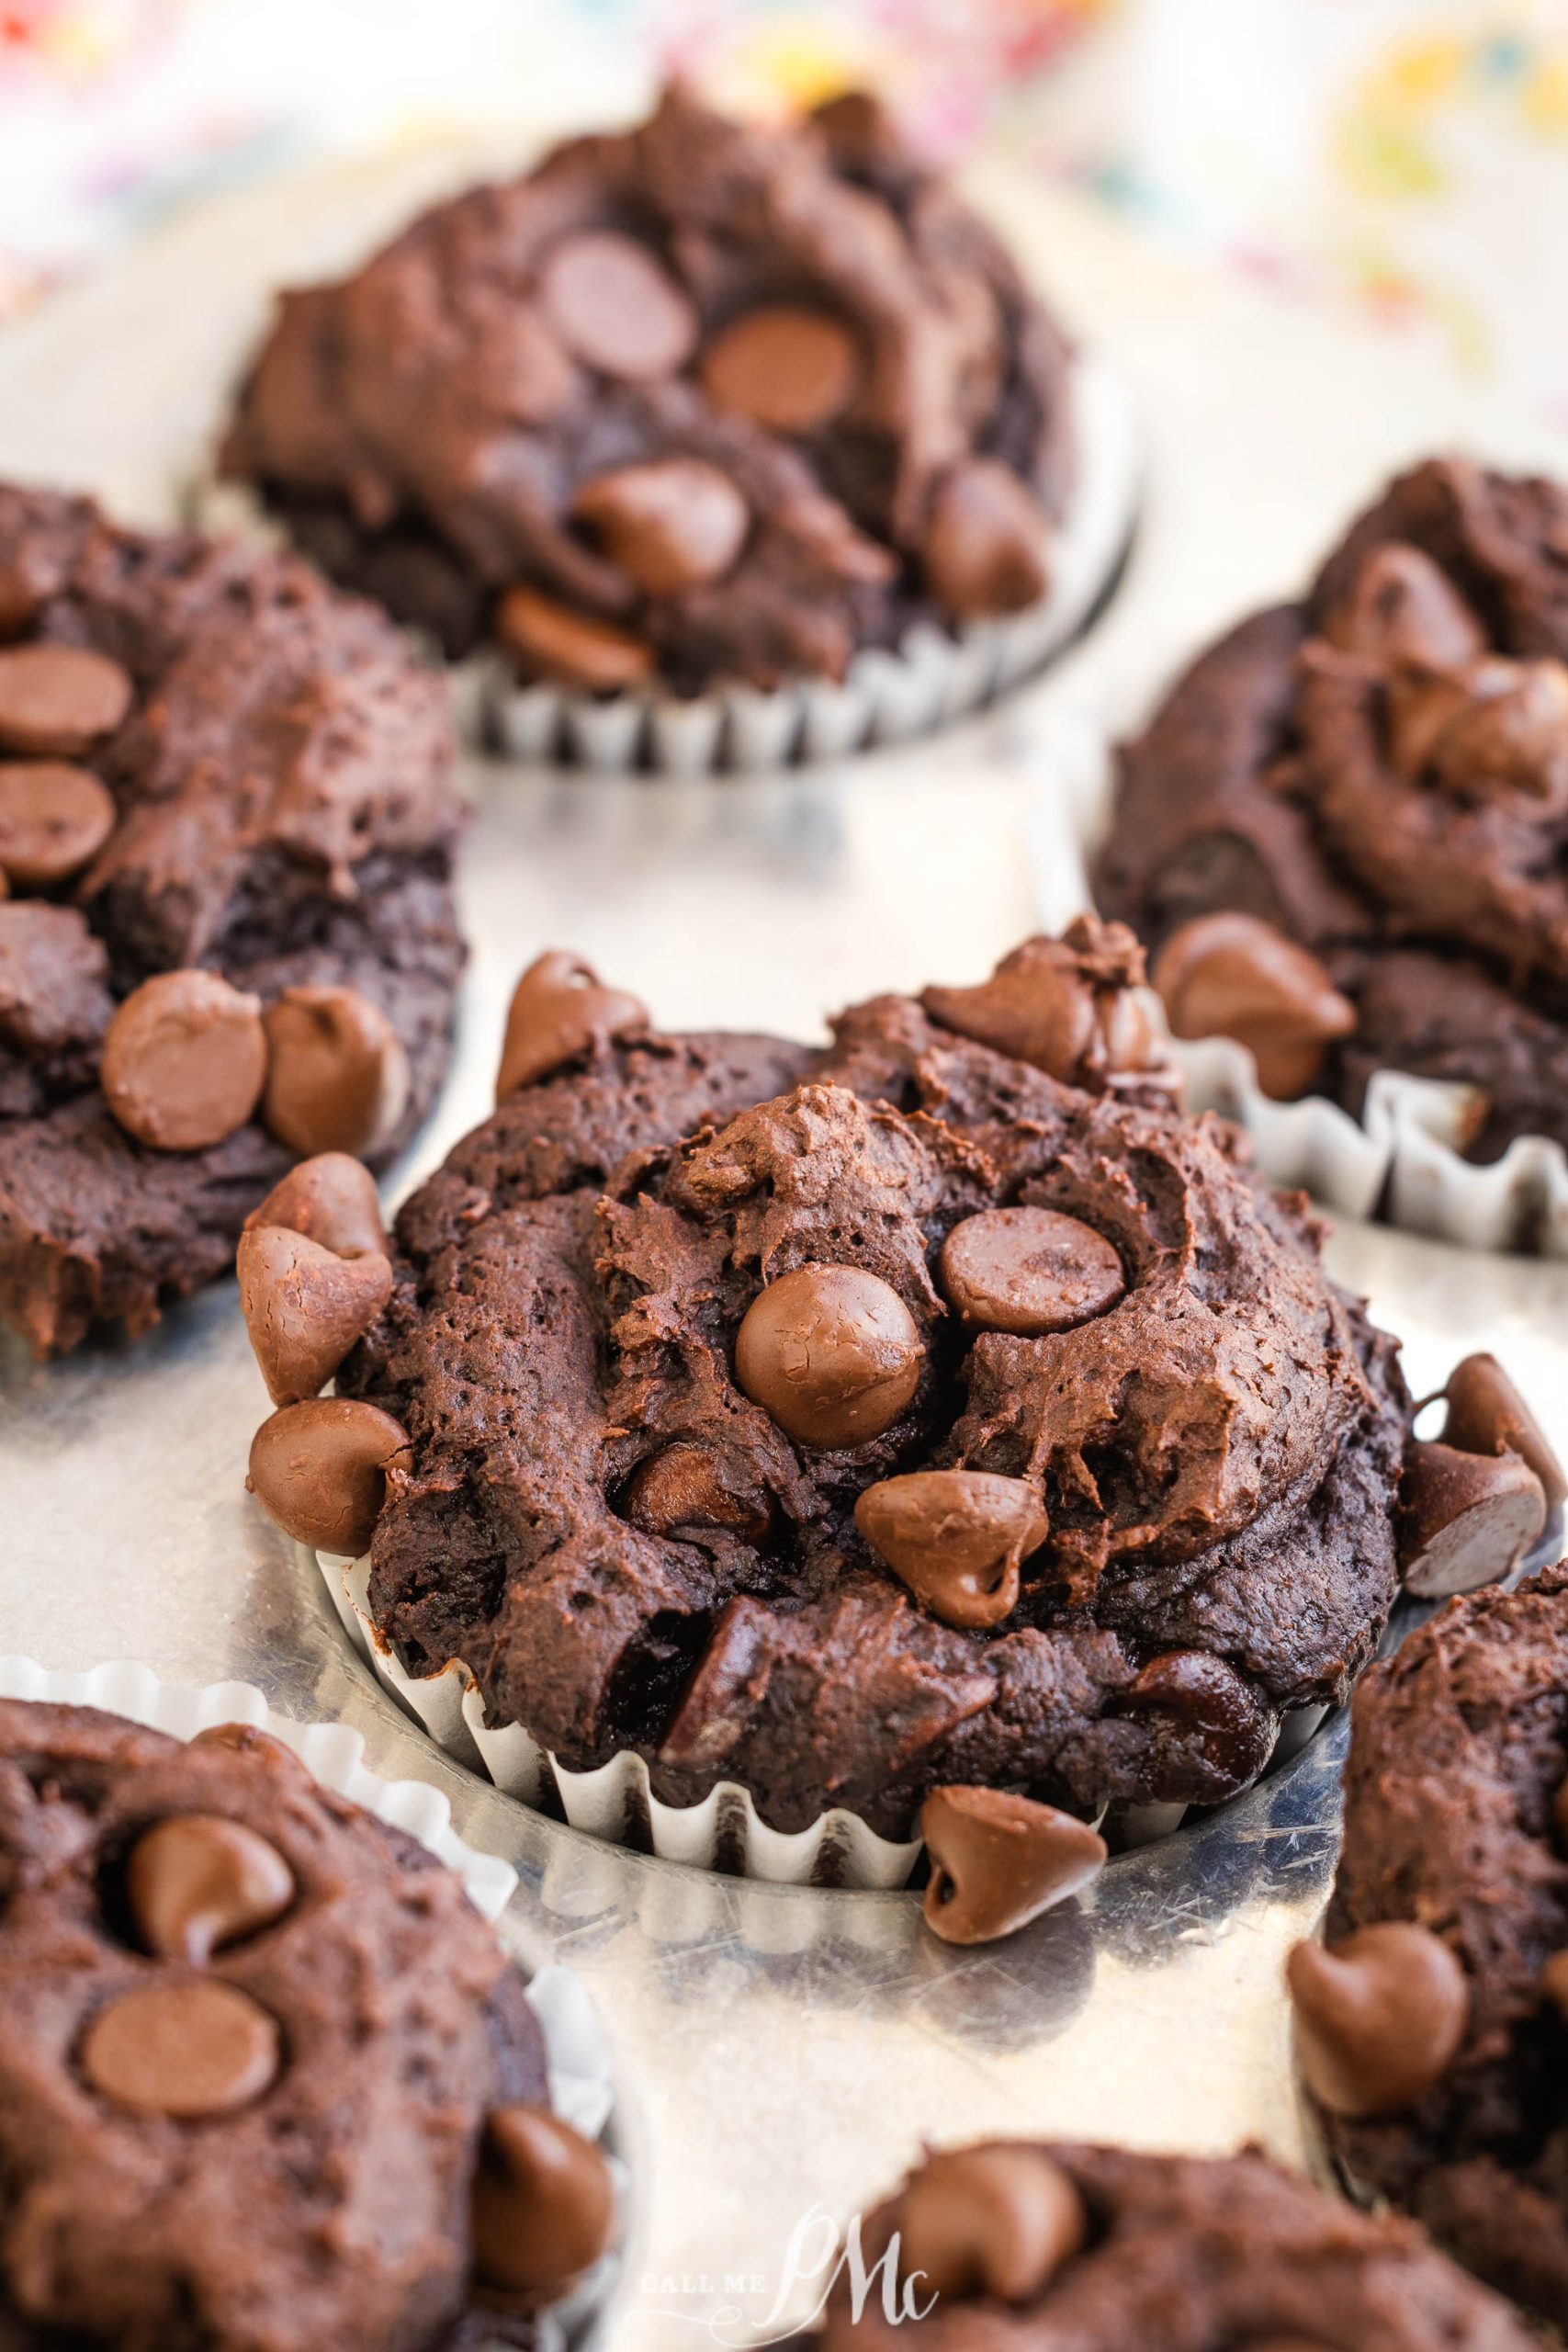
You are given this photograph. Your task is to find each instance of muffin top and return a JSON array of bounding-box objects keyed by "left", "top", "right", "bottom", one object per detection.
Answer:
[{"left": 220, "top": 85, "right": 1075, "bottom": 695}]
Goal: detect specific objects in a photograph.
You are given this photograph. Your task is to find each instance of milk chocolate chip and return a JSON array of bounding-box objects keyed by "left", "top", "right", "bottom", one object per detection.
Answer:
[
  {"left": 923, "top": 459, "right": 1050, "bottom": 619},
  {"left": 127, "top": 1814, "right": 295, "bottom": 1963},
  {"left": 922, "top": 922, "right": 1169, "bottom": 1091},
  {"left": 1152, "top": 911, "right": 1357, "bottom": 1100},
  {"left": 0, "top": 643, "right": 132, "bottom": 756},
  {"left": 497, "top": 949, "right": 650, "bottom": 1099},
  {"left": 1541, "top": 1949, "right": 1568, "bottom": 2022},
  {"left": 261, "top": 984, "right": 410, "bottom": 1159},
  {"left": 79, "top": 1980, "right": 281, "bottom": 2118},
  {"left": 471, "top": 2104, "right": 615, "bottom": 2299},
  {"left": 855, "top": 1470, "right": 1047, "bottom": 1628},
  {"left": 623, "top": 1444, "right": 771, "bottom": 1544},
  {"left": 0, "top": 761, "right": 116, "bottom": 887},
  {"left": 100, "top": 969, "right": 267, "bottom": 1150},
  {"left": 238, "top": 1226, "right": 393, "bottom": 1406},
  {"left": 496, "top": 584, "right": 655, "bottom": 690},
  {"left": 247, "top": 1396, "right": 411, "bottom": 1555},
  {"left": 244, "top": 1152, "right": 389, "bottom": 1261},
  {"left": 1287, "top": 1922, "right": 1468, "bottom": 2118},
  {"left": 1397, "top": 1440, "right": 1545, "bottom": 1597},
  {"left": 1441, "top": 1351, "right": 1567, "bottom": 1509},
  {"left": 735, "top": 1264, "right": 924, "bottom": 1448},
  {"left": 1324, "top": 542, "right": 1487, "bottom": 671},
  {"left": 940, "top": 1207, "right": 1124, "bottom": 1337},
  {"left": 897, "top": 2143, "right": 1087, "bottom": 2302},
  {"left": 572, "top": 459, "right": 750, "bottom": 596},
  {"left": 920, "top": 1787, "right": 1107, "bottom": 1945},
  {"left": 1427, "top": 658, "right": 1568, "bottom": 804},
  {"left": 540, "top": 229, "right": 699, "bottom": 381},
  {"left": 700, "top": 305, "right": 861, "bottom": 433}
]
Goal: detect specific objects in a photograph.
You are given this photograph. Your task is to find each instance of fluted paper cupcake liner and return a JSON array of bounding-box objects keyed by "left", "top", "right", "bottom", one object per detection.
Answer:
[{"left": 0, "top": 1655, "right": 626, "bottom": 2352}]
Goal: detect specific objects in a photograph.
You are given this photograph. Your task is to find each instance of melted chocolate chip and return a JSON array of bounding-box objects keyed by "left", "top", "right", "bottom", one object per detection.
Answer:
[
  {"left": 623, "top": 1445, "right": 771, "bottom": 1543},
  {"left": 734, "top": 1263, "right": 924, "bottom": 1448},
  {"left": 127, "top": 1813, "right": 295, "bottom": 1963},
  {"left": 920, "top": 1786, "right": 1107, "bottom": 1945},
  {"left": 99, "top": 970, "right": 267, "bottom": 1151},
  {"left": 79, "top": 1979, "right": 281, "bottom": 2118},
  {"left": 0, "top": 642, "right": 132, "bottom": 757},
  {"left": 495, "top": 584, "right": 656, "bottom": 690},
  {"left": 1324, "top": 542, "right": 1486, "bottom": 671},
  {"left": 572, "top": 459, "right": 750, "bottom": 596},
  {"left": 1287, "top": 1922, "right": 1468, "bottom": 2119},
  {"left": 540, "top": 230, "right": 698, "bottom": 381},
  {"left": 939, "top": 1206, "right": 1124, "bottom": 1337},
  {"left": 0, "top": 760, "right": 116, "bottom": 888},
  {"left": 700, "top": 305, "right": 861, "bottom": 433},
  {"left": 897, "top": 2143, "right": 1088, "bottom": 2302}
]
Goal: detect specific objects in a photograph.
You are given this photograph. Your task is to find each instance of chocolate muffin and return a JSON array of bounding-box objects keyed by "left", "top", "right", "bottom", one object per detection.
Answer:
[
  {"left": 1288, "top": 1563, "right": 1568, "bottom": 2330},
  {"left": 236, "top": 921, "right": 1500, "bottom": 1863},
  {"left": 1097, "top": 456, "right": 1568, "bottom": 1161},
  {"left": 797, "top": 2139, "right": 1538, "bottom": 2347},
  {"left": 219, "top": 85, "right": 1075, "bottom": 701},
  {"left": 0, "top": 481, "right": 464, "bottom": 1357},
  {"left": 0, "top": 1697, "right": 615, "bottom": 2351}
]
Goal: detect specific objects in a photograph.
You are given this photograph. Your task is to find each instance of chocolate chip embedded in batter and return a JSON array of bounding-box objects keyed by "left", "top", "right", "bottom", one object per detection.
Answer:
[
  {"left": 734, "top": 1263, "right": 924, "bottom": 1449},
  {"left": 623, "top": 1444, "right": 771, "bottom": 1544},
  {"left": 127, "top": 1813, "right": 295, "bottom": 1964},
  {"left": 1541, "top": 1950, "right": 1568, "bottom": 2023},
  {"left": 855, "top": 1469, "right": 1046, "bottom": 1629},
  {"left": 247, "top": 1396, "right": 411, "bottom": 1555},
  {"left": 0, "top": 642, "right": 132, "bottom": 756},
  {"left": 1118, "top": 1650, "right": 1276, "bottom": 1791},
  {"left": 495, "top": 583, "right": 656, "bottom": 691},
  {"left": 471, "top": 2104, "right": 615, "bottom": 2298},
  {"left": 897, "top": 2143, "right": 1088, "bottom": 2302},
  {"left": 1397, "top": 1441, "right": 1545, "bottom": 1598},
  {"left": 1440, "top": 1352, "right": 1568, "bottom": 1510},
  {"left": 920, "top": 1787, "right": 1107, "bottom": 1945},
  {"left": 572, "top": 459, "right": 750, "bottom": 597},
  {"left": 1423, "top": 658, "right": 1568, "bottom": 804},
  {"left": 923, "top": 458, "right": 1050, "bottom": 620},
  {"left": 496, "top": 949, "right": 649, "bottom": 1100},
  {"left": 0, "top": 562, "right": 41, "bottom": 638},
  {"left": 0, "top": 761, "right": 116, "bottom": 887},
  {"left": 539, "top": 229, "right": 699, "bottom": 381},
  {"left": 1151, "top": 911, "right": 1358, "bottom": 1101},
  {"left": 79, "top": 1979, "right": 281, "bottom": 2118},
  {"left": 922, "top": 922, "right": 1170, "bottom": 1092},
  {"left": 939, "top": 1206, "right": 1124, "bottom": 1337},
  {"left": 1323, "top": 542, "right": 1487, "bottom": 671},
  {"left": 700, "top": 305, "right": 861, "bottom": 434},
  {"left": 260, "top": 984, "right": 411, "bottom": 1159},
  {"left": 100, "top": 969, "right": 267, "bottom": 1151},
  {"left": 1286, "top": 1922, "right": 1468, "bottom": 2119},
  {"left": 244, "top": 1152, "right": 389, "bottom": 1262},
  {"left": 237, "top": 1226, "right": 394, "bottom": 1406}
]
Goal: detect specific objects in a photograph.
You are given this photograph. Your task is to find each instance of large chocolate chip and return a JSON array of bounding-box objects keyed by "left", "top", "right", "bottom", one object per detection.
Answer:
[
  {"left": 100, "top": 970, "right": 267, "bottom": 1151},
  {"left": 922, "top": 924, "right": 1168, "bottom": 1091},
  {"left": 572, "top": 460, "right": 750, "bottom": 596},
  {"left": 237, "top": 1227, "right": 393, "bottom": 1406},
  {"left": 497, "top": 949, "right": 649, "bottom": 1100},
  {"left": 0, "top": 761, "right": 116, "bottom": 888},
  {"left": 920, "top": 1787, "right": 1107, "bottom": 1945},
  {"left": 897, "top": 2143, "right": 1087, "bottom": 2302},
  {"left": 247, "top": 1396, "right": 411, "bottom": 1555},
  {"left": 1118, "top": 1650, "right": 1275, "bottom": 1791},
  {"left": 734, "top": 1264, "right": 924, "bottom": 1449},
  {"left": 496, "top": 583, "right": 656, "bottom": 690},
  {"left": 1287, "top": 1921, "right": 1468, "bottom": 2118},
  {"left": 261, "top": 984, "right": 410, "bottom": 1159},
  {"left": 855, "top": 1470, "right": 1047, "bottom": 1628},
  {"left": 1151, "top": 911, "right": 1357, "bottom": 1100},
  {"left": 471, "top": 2104, "right": 615, "bottom": 2298},
  {"left": 623, "top": 1445, "right": 771, "bottom": 1544},
  {"left": 1441, "top": 1351, "right": 1567, "bottom": 1509},
  {"left": 1414, "top": 657, "right": 1568, "bottom": 804},
  {"left": 540, "top": 230, "right": 699, "bottom": 381},
  {"left": 923, "top": 459, "right": 1050, "bottom": 619},
  {"left": 244, "top": 1152, "right": 389, "bottom": 1262},
  {"left": 939, "top": 1207, "right": 1124, "bottom": 1337},
  {"left": 1396, "top": 1440, "right": 1545, "bottom": 1597},
  {"left": 1323, "top": 542, "right": 1486, "bottom": 671},
  {"left": 700, "top": 305, "right": 861, "bottom": 434},
  {"left": 79, "top": 1979, "right": 280, "bottom": 2118},
  {"left": 127, "top": 1813, "right": 295, "bottom": 1963},
  {"left": 0, "top": 643, "right": 132, "bottom": 757}
]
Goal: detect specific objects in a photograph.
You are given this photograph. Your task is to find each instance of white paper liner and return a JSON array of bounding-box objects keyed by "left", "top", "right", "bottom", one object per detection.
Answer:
[
  {"left": 0, "top": 1655, "right": 626, "bottom": 2352},
  {"left": 1026, "top": 708, "right": 1568, "bottom": 1256}
]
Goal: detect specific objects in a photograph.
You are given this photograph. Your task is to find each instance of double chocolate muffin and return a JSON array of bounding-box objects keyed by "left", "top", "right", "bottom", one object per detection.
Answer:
[
  {"left": 1098, "top": 457, "right": 1568, "bottom": 1160},
  {"left": 220, "top": 85, "right": 1075, "bottom": 700},
  {"left": 0, "top": 481, "right": 464, "bottom": 1356},
  {"left": 0, "top": 1698, "right": 614, "bottom": 2351}
]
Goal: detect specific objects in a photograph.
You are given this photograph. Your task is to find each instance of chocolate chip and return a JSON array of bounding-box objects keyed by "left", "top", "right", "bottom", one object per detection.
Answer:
[
  {"left": 920, "top": 1787, "right": 1106, "bottom": 1945},
  {"left": 855, "top": 1470, "right": 1047, "bottom": 1628},
  {"left": 1323, "top": 542, "right": 1486, "bottom": 670},
  {"left": 496, "top": 949, "right": 649, "bottom": 1100},
  {"left": 1287, "top": 1921, "right": 1468, "bottom": 2118},
  {"left": 0, "top": 643, "right": 132, "bottom": 756},
  {"left": 540, "top": 229, "right": 698, "bottom": 381},
  {"left": 1426, "top": 658, "right": 1568, "bottom": 803},
  {"left": 0, "top": 761, "right": 116, "bottom": 888},
  {"left": 700, "top": 305, "right": 861, "bottom": 433},
  {"left": 940, "top": 1207, "right": 1124, "bottom": 1337},
  {"left": 923, "top": 459, "right": 1050, "bottom": 619},
  {"left": 471, "top": 2104, "right": 615, "bottom": 2298},
  {"left": 1397, "top": 1440, "right": 1545, "bottom": 1597},
  {"left": 1441, "top": 1351, "right": 1568, "bottom": 1509},
  {"left": 1118, "top": 1650, "right": 1275, "bottom": 1791},
  {"left": 1151, "top": 911, "right": 1357, "bottom": 1100},
  {"left": 897, "top": 2143, "right": 1087, "bottom": 2302},
  {"left": 1540, "top": 1949, "right": 1568, "bottom": 2022},
  {"left": 260, "top": 984, "right": 410, "bottom": 1159},
  {"left": 238, "top": 1226, "right": 394, "bottom": 1406},
  {"left": 734, "top": 1263, "right": 924, "bottom": 1449},
  {"left": 127, "top": 1813, "right": 295, "bottom": 1963},
  {"left": 100, "top": 969, "right": 267, "bottom": 1151},
  {"left": 496, "top": 583, "right": 656, "bottom": 690},
  {"left": 623, "top": 1444, "right": 771, "bottom": 1544},
  {"left": 0, "top": 563, "right": 41, "bottom": 638},
  {"left": 247, "top": 1396, "right": 411, "bottom": 1555},
  {"left": 922, "top": 923, "right": 1169, "bottom": 1091},
  {"left": 572, "top": 459, "right": 750, "bottom": 596},
  {"left": 79, "top": 1979, "right": 281, "bottom": 2118},
  {"left": 244, "top": 1152, "right": 389, "bottom": 1262}
]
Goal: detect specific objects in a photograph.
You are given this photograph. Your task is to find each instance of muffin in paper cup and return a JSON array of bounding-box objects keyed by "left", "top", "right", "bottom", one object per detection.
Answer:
[{"left": 0, "top": 1655, "right": 626, "bottom": 2352}]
